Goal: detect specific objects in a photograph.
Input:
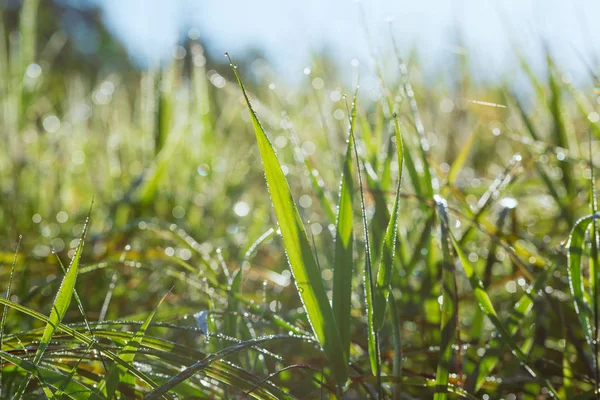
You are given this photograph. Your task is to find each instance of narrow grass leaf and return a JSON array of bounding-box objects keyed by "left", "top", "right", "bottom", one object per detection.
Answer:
[
  {"left": 227, "top": 54, "right": 348, "bottom": 385},
  {"left": 373, "top": 115, "right": 404, "bottom": 330},
  {"left": 332, "top": 88, "right": 356, "bottom": 360}
]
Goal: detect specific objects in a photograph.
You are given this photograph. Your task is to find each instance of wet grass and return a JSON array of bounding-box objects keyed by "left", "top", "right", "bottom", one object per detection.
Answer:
[{"left": 2, "top": 1, "right": 600, "bottom": 398}]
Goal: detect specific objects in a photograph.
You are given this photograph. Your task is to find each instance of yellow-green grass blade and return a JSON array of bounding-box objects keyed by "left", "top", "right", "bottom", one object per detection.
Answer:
[
  {"left": 447, "top": 120, "right": 480, "bottom": 185},
  {"left": 433, "top": 196, "right": 458, "bottom": 400},
  {"left": 15, "top": 213, "right": 90, "bottom": 398},
  {"left": 227, "top": 54, "right": 348, "bottom": 385},
  {"left": 101, "top": 292, "right": 168, "bottom": 399},
  {"left": 447, "top": 216, "right": 559, "bottom": 396},
  {"left": 332, "top": 88, "right": 356, "bottom": 361},
  {"left": 373, "top": 115, "right": 404, "bottom": 330}
]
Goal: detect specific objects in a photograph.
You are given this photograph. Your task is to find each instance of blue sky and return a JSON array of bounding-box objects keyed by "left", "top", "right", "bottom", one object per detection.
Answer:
[{"left": 62, "top": 0, "right": 600, "bottom": 81}]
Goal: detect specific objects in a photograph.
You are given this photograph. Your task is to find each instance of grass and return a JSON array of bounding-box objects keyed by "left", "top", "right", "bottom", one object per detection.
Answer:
[{"left": 2, "top": 1, "right": 600, "bottom": 398}]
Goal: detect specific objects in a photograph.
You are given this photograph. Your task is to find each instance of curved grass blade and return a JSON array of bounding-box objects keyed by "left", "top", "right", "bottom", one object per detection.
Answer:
[
  {"left": 567, "top": 213, "right": 599, "bottom": 348},
  {"left": 433, "top": 196, "right": 458, "bottom": 400},
  {"left": 15, "top": 212, "right": 90, "bottom": 399},
  {"left": 332, "top": 88, "right": 356, "bottom": 361},
  {"left": 227, "top": 54, "right": 348, "bottom": 385},
  {"left": 373, "top": 115, "right": 404, "bottom": 330},
  {"left": 100, "top": 292, "right": 168, "bottom": 399}
]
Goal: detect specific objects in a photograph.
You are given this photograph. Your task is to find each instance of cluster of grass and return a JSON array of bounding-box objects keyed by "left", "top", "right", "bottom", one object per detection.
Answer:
[{"left": 2, "top": 1, "right": 600, "bottom": 398}]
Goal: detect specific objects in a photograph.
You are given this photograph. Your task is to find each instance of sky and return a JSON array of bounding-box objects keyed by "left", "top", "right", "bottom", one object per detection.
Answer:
[{"left": 58, "top": 0, "right": 600, "bottom": 82}]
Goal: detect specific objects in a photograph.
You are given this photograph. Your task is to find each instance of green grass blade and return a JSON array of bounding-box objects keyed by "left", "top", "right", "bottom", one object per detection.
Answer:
[
  {"left": 332, "top": 88, "right": 356, "bottom": 361},
  {"left": 101, "top": 292, "right": 168, "bottom": 399},
  {"left": 227, "top": 54, "right": 348, "bottom": 385},
  {"left": 15, "top": 213, "right": 90, "bottom": 398},
  {"left": 350, "top": 93, "right": 381, "bottom": 389},
  {"left": 373, "top": 115, "right": 404, "bottom": 330},
  {"left": 433, "top": 196, "right": 458, "bottom": 400}
]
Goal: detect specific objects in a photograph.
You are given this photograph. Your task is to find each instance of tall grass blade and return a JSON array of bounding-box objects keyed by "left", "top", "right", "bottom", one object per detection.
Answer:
[
  {"left": 349, "top": 93, "right": 381, "bottom": 391},
  {"left": 373, "top": 115, "right": 404, "bottom": 330},
  {"left": 332, "top": 88, "right": 356, "bottom": 361},
  {"left": 227, "top": 54, "right": 348, "bottom": 385}
]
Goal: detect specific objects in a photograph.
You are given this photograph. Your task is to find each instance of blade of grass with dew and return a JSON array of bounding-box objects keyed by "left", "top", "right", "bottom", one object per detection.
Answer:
[
  {"left": 350, "top": 93, "right": 382, "bottom": 392},
  {"left": 0, "top": 235, "right": 19, "bottom": 398},
  {"left": 433, "top": 195, "right": 458, "bottom": 400},
  {"left": 373, "top": 115, "right": 404, "bottom": 330},
  {"left": 14, "top": 212, "right": 90, "bottom": 399},
  {"left": 100, "top": 292, "right": 169, "bottom": 399},
  {"left": 227, "top": 54, "right": 348, "bottom": 385},
  {"left": 332, "top": 87, "right": 356, "bottom": 362},
  {"left": 446, "top": 219, "right": 560, "bottom": 396}
]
